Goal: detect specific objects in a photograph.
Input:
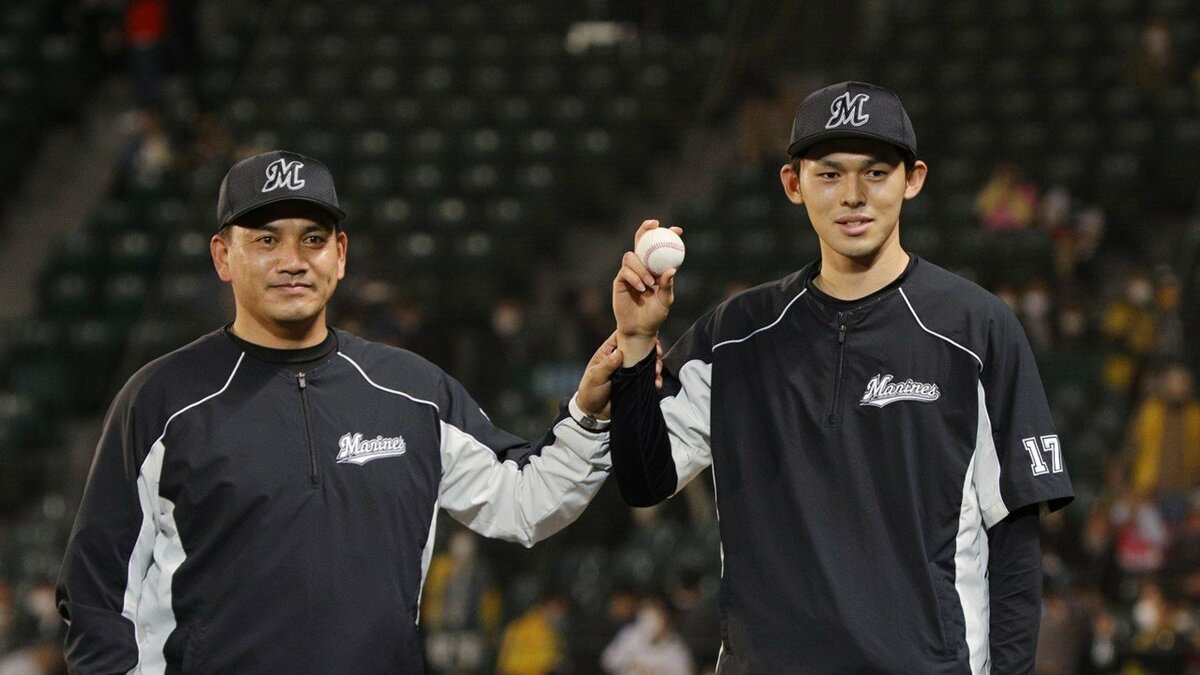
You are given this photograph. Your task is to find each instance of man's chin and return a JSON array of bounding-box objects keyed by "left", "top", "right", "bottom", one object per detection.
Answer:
[{"left": 266, "top": 306, "right": 324, "bottom": 326}]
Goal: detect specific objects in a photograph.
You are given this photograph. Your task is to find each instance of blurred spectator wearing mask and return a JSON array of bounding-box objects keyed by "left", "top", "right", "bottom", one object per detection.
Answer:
[
  {"left": 421, "top": 528, "right": 502, "bottom": 674},
  {"left": 976, "top": 163, "right": 1039, "bottom": 231},
  {"left": 1019, "top": 279, "right": 1054, "bottom": 355},
  {"left": 601, "top": 595, "right": 694, "bottom": 675},
  {"left": 496, "top": 594, "right": 570, "bottom": 675},
  {"left": 1129, "top": 363, "right": 1200, "bottom": 524},
  {"left": 1101, "top": 269, "right": 1157, "bottom": 397}
]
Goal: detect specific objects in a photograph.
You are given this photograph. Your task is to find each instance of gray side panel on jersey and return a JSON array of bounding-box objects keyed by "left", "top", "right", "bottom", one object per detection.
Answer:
[
  {"left": 974, "top": 381, "right": 1009, "bottom": 528},
  {"left": 955, "top": 449, "right": 992, "bottom": 675},
  {"left": 437, "top": 418, "right": 610, "bottom": 548},
  {"left": 129, "top": 353, "right": 245, "bottom": 674},
  {"left": 660, "top": 358, "right": 714, "bottom": 495},
  {"left": 415, "top": 502, "right": 440, "bottom": 624}
]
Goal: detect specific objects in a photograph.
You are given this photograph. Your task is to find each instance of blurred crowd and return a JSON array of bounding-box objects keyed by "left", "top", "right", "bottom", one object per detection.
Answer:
[{"left": 974, "top": 154, "right": 1200, "bottom": 672}]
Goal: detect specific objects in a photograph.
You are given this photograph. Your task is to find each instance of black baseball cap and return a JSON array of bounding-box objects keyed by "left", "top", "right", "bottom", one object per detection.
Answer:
[
  {"left": 787, "top": 81, "right": 917, "bottom": 163},
  {"left": 216, "top": 150, "right": 346, "bottom": 230}
]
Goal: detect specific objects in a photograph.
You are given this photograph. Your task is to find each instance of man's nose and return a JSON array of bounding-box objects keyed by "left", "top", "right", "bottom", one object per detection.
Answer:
[
  {"left": 841, "top": 178, "right": 865, "bottom": 208},
  {"left": 276, "top": 240, "right": 310, "bottom": 274}
]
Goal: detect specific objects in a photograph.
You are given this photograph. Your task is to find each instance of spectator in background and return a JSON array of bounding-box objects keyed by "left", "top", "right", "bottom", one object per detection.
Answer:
[
  {"left": 1111, "top": 492, "right": 1169, "bottom": 577},
  {"left": 421, "top": 528, "right": 502, "bottom": 674},
  {"left": 1126, "top": 18, "right": 1178, "bottom": 92},
  {"left": 1036, "top": 584, "right": 1089, "bottom": 675},
  {"left": 1129, "top": 363, "right": 1200, "bottom": 523},
  {"left": 1101, "top": 268, "right": 1157, "bottom": 397},
  {"left": 601, "top": 595, "right": 694, "bottom": 675},
  {"left": 495, "top": 594, "right": 570, "bottom": 675},
  {"left": 1126, "top": 579, "right": 1191, "bottom": 672},
  {"left": 571, "top": 583, "right": 641, "bottom": 672},
  {"left": 1083, "top": 609, "right": 1122, "bottom": 674},
  {"left": 0, "top": 641, "right": 62, "bottom": 675},
  {"left": 0, "top": 580, "right": 13, "bottom": 655},
  {"left": 669, "top": 570, "right": 720, "bottom": 668},
  {"left": 124, "top": 0, "right": 168, "bottom": 113},
  {"left": 1168, "top": 501, "right": 1200, "bottom": 603},
  {"left": 1019, "top": 279, "right": 1054, "bottom": 355},
  {"left": 125, "top": 110, "right": 174, "bottom": 188},
  {"left": 10, "top": 581, "right": 58, "bottom": 648},
  {"left": 976, "top": 162, "right": 1038, "bottom": 231},
  {"left": 1152, "top": 272, "right": 1185, "bottom": 360}
]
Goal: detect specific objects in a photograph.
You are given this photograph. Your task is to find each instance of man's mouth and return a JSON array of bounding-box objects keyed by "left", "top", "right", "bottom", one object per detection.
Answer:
[{"left": 835, "top": 216, "right": 873, "bottom": 235}]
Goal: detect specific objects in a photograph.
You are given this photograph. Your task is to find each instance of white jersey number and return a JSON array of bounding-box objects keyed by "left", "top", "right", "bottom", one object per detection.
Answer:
[{"left": 1022, "top": 435, "right": 1063, "bottom": 476}]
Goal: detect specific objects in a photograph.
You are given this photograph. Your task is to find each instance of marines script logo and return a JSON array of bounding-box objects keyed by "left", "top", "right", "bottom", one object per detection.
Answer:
[
  {"left": 261, "top": 158, "right": 306, "bottom": 192},
  {"left": 825, "top": 92, "right": 870, "bottom": 129},
  {"left": 336, "top": 432, "right": 407, "bottom": 465},
  {"left": 859, "top": 374, "right": 940, "bottom": 408}
]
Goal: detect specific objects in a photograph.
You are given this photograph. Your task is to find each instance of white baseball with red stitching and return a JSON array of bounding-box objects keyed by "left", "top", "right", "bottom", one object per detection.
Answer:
[{"left": 635, "top": 227, "right": 686, "bottom": 276}]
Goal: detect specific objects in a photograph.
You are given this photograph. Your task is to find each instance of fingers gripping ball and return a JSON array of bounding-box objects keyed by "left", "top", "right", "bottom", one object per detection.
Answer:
[{"left": 635, "top": 228, "right": 686, "bottom": 276}]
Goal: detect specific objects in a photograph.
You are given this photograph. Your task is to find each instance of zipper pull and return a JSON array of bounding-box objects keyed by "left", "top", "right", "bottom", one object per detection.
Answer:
[
  {"left": 297, "top": 372, "right": 306, "bottom": 389},
  {"left": 838, "top": 323, "right": 847, "bottom": 344}
]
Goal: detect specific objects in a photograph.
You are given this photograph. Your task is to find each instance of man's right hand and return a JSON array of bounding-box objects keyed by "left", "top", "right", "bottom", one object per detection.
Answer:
[{"left": 613, "top": 220, "right": 681, "bottom": 367}]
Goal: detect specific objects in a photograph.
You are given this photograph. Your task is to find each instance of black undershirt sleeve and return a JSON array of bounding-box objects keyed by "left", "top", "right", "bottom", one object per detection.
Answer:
[
  {"left": 609, "top": 349, "right": 678, "bottom": 507},
  {"left": 987, "top": 503, "right": 1043, "bottom": 674}
]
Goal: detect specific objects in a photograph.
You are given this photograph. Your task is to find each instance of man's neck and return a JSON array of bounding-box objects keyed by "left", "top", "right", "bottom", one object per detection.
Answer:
[
  {"left": 814, "top": 242, "right": 910, "bottom": 301},
  {"left": 229, "top": 315, "right": 328, "bottom": 350}
]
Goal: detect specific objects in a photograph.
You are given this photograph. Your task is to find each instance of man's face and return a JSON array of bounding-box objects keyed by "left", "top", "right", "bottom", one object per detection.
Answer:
[
  {"left": 780, "top": 138, "right": 926, "bottom": 264},
  {"left": 211, "top": 216, "right": 347, "bottom": 334}
]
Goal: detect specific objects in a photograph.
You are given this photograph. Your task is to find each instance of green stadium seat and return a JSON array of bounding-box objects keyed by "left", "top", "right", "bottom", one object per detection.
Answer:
[
  {"left": 109, "top": 231, "right": 161, "bottom": 275},
  {"left": 459, "top": 163, "right": 501, "bottom": 197},
  {"left": 42, "top": 273, "right": 95, "bottom": 319},
  {"left": 167, "top": 230, "right": 213, "bottom": 271},
  {"left": 102, "top": 274, "right": 150, "bottom": 320},
  {"left": 0, "top": 391, "right": 41, "bottom": 455},
  {"left": 372, "top": 197, "right": 419, "bottom": 234}
]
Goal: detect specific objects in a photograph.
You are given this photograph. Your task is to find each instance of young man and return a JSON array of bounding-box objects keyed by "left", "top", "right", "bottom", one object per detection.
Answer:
[
  {"left": 57, "top": 150, "right": 625, "bottom": 673},
  {"left": 608, "top": 82, "right": 1074, "bottom": 673}
]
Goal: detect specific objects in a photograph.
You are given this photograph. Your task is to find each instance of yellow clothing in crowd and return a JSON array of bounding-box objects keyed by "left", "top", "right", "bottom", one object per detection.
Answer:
[
  {"left": 1131, "top": 398, "right": 1200, "bottom": 496},
  {"left": 495, "top": 608, "right": 563, "bottom": 675}
]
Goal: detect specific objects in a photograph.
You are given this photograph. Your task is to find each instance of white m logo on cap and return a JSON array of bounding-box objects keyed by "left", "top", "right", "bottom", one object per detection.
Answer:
[
  {"left": 825, "top": 92, "right": 870, "bottom": 129},
  {"left": 262, "top": 158, "right": 306, "bottom": 192}
]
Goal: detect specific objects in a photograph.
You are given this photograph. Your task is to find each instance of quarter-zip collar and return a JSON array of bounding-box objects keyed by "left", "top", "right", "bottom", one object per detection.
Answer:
[
  {"left": 805, "top": 254, "right": 919, "bottom": 311},
  {"left": 224, "top": 325, "right": 338, "bottom": 371}
]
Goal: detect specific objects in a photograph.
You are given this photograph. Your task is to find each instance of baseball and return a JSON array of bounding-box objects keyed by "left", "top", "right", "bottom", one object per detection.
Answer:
[{"left": 635, "top": 227, "right": 686, "bottom": 276}]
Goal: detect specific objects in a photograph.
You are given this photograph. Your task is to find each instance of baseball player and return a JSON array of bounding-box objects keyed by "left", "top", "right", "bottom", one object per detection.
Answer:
[
  {"left": 607, "top": 82, "right": 1074, "bottom": 673},
  {"left": 56, "top": 150, "right": 627, "bottom": 673}
]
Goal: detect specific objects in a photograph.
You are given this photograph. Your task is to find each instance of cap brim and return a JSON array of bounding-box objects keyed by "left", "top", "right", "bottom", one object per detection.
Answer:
[
  {"left": 221, "top": 195, "right": 346, "bottom": 229},
  {"left": 787, "top": 129, "right": 916, "bottom": 163}
]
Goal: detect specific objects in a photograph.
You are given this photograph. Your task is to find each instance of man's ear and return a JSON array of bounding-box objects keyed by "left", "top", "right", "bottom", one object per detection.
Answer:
[
  {"left": 780, "top": 162, "right": 804, "bottom": 205},
  {"left": 904, "top": 160, "right": 928, "bottom": 200},
  {"left": 335, "top": 230, "right": 348, "bottom": 281},
  {"left": 211, "top": 231, "right": 232, "bottom": 282}
]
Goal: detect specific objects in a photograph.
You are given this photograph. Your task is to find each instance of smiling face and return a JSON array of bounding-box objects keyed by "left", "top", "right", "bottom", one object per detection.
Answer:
[
  {"left": 211, "top": 204, "right": 347, "bottom": 347},
  {"left": 780, "top": 138, "right": 927, "bottom": 269}
]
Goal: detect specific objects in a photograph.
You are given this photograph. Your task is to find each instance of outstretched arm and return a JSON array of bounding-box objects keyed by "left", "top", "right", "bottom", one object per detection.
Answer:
[{"left": 437, "top": 335, "right": 626, "bottom": 547}]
